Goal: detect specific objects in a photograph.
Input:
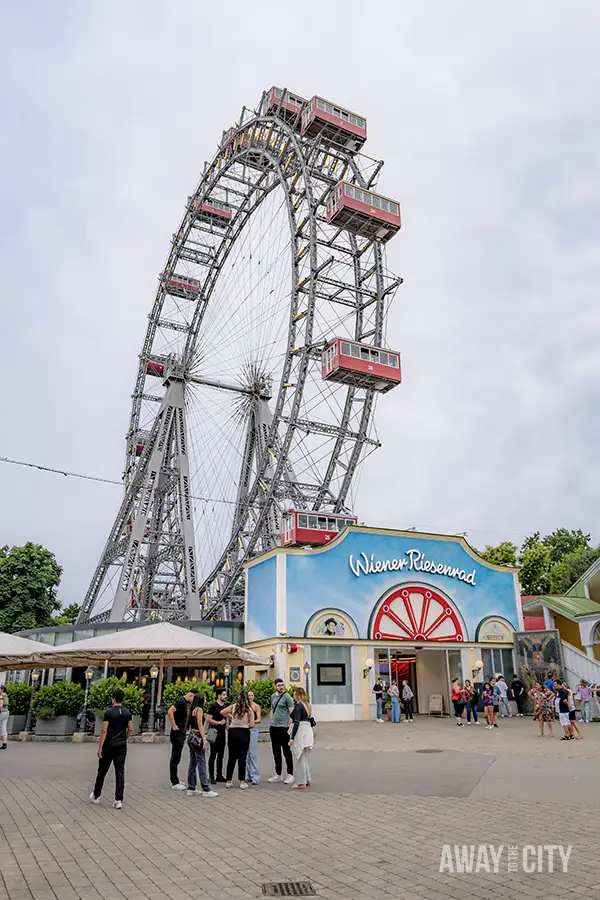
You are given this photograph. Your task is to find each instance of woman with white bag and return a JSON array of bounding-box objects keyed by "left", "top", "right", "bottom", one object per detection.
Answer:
[{"left": 288, "top": 687, "right": 314, "bottom": 790}]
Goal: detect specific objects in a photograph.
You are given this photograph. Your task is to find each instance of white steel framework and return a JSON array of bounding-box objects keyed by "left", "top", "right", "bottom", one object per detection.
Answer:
[{"left": 78, "top": 89, "right": 402, "bottom": 624}]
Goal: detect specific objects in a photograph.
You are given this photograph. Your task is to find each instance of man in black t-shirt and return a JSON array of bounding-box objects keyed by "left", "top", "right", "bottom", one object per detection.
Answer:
[
  {"left": 167, "top": 687, "right": 198, "bottom": 789},
  {"left": 89, "top": 688, "right": 132, "bottom": 809},
  {"left": 206, "top": 687, "right": 228, "bottom": 784}
]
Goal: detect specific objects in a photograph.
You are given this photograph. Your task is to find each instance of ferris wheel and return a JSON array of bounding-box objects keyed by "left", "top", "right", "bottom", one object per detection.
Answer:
[{"left": 78, "top": 87, "right": 402, "bottom": 625}]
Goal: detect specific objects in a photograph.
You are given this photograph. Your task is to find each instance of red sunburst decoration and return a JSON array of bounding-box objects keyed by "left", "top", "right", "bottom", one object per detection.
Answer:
[{"left": 372, "top": 585, "right": 464, "bottom": 642}]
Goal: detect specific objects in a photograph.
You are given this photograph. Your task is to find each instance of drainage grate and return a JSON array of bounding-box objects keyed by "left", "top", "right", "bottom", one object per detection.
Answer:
[
  {"left": 416, "top": 748, "right": 443, "bottom": 753},
  {"left": 262, "top": 883, "right": 316, "bottom": 897}
]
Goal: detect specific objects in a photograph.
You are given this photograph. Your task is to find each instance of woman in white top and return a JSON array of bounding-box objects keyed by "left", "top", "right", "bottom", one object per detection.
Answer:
[
  {"left": 289, "top": 688, "right": 314, "bottom": 790},
  {"left": 221, "top": 691, "right": 255, "bottom": 789}
]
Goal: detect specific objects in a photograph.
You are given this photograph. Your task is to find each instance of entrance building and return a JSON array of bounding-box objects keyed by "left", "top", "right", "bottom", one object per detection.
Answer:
[{"left": 244, "top": 526, "right": 522, "bottom": 721}]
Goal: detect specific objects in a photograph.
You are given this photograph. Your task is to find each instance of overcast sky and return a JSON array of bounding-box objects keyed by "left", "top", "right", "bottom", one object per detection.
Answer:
[{"left": 1, "top": 2, "right": 599, "bottom": 609}]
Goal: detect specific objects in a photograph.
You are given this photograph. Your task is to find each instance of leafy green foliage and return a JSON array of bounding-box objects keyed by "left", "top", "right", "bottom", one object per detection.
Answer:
[
  {"left": 0, "top": 543, "right": 62, "bottom": 633},
  {"left": 52, "top": 603, "right": 81, "bottom": 626},
  {"left": 5, "top": 682, "right": 32, "bottom": 714},
  {"left": 478, "top": 541, "right": 518, "bottom": 567},
  {"left": 88, "top": 677, "right": 144, "bottom": 715},
  {"left": 162, "top": 681, "right": 215, "bottom": 710},
  {"left": 35, "top": 706, "right": 56, "bottom": 721},
  {"left": 482, "top": 528, "right": 600, "bottom": 596},
  {"left": 548, "top": 547, "right": 600, "bottom": 595},
  {"left": 32, "top": 681, "right": 84, "bottom": 718},
  {"left": 519, "top": 541, "right": 551, "bottom": 595}
]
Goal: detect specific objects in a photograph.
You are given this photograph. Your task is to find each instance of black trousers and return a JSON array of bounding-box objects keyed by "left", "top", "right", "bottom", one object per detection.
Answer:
[
  {"left": 515, "top": 695, "right": 525, "bottom": 715},
  {"left": 208, "top": 726, "right": 226, "bottom": 779},
  {"left": 403, "top": 698, "right": 414, "bottom": 720},
  {"left": 270, "top": 725, "right": 293, "bottom": 776},
  {"left": 169, "top": 730, "right": 186, "bottom": 785},
  {"left": 225, "top": 728, "right": 250, "bottom": 782},
  {"left": 93, "top": 744, "right": 127, "bottom": 801}
]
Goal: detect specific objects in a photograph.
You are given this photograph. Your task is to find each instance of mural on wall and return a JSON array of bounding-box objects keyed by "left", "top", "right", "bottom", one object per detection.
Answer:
[
  {"left": 265, "top": 530, "right": 520, "bottom": 641},
  {"left": 370, "top": 584, "right": 466, "bottom": 642},
  {"left": 513, "top": 630, "right": 564, "bottom": 689},
  {"left": 245, "top": 556, "right": 277, "bottom": 642},
  {"left": 304, "top": 609, "right": 359, "bottom": 639}
]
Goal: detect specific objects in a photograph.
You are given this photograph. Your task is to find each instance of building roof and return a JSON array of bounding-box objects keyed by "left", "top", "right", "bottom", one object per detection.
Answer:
[{"left": 522, "top": 594, "right": 600, "bottom": 619}]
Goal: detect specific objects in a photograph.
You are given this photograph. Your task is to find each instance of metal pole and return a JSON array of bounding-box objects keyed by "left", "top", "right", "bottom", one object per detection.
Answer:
[
  {"left": 78, "top": 676, "right": 91, "bottom": 733},
  {"left": 24, "top": 675, "right": 38, "bottom": 733},
  {"left": 148, "top": 676, "right": 157, "bottom": 732}
]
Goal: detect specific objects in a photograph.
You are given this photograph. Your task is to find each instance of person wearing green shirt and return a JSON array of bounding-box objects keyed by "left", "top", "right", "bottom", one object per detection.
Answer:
[{"left": 268, "top": 678, "right": 294, "bottom": 784}]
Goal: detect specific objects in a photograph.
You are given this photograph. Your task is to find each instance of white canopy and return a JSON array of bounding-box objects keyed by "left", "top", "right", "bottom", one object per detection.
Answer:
[
  {"left": 9, "top": 621, "right": 270, "bottom": 669},
  {"left": 0, "top": 631, "right": 48, "bottom": 668}
]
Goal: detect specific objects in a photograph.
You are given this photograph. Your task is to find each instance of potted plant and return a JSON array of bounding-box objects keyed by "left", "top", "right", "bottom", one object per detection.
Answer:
[
  {"left": 89, "top": 678, "right": 145, "bottom": 735},
  {"left": 32, "top": 681, "right": 84, "bottom": 736},
  {"left": 162, "top": 681, "right": 215, "bottom": 733},
  {"left": 5, "top": 682, "right": 31, "bottom": 734}
]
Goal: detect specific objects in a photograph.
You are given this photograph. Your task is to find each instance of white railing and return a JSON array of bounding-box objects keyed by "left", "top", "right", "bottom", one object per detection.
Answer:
[{"left": 562, "top": 640, "right": 600, "bottom": 688}]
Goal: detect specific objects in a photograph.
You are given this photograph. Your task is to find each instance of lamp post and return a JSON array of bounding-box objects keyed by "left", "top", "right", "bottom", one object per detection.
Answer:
[
  {"left": 148, "top": 665, "right": 159, "bottom": 732},
  {"left": 363, "top": 657, "right": 374, "bottom": 679},
  {"left": 472, "top": 659, "right": 484, "bottom": 681},
  {"left": 77, "top": 667, "right": 94, "bottom": 733},
  {"left": 303, "top": 661, "right": 311, "bottom": 695},
  {"left": 24, "top": 671, "right": 40, "bottom": 733},
  {"left": 223, "top": 663, "right": 232, "bottom": 696}
]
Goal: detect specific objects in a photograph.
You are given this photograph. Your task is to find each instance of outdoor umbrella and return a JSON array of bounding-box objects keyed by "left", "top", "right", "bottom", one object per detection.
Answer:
[
  {"left": 29, "top": 621, "right": 270, "bottom": 669},
  {"left": 0, "top": 631, "right": 49, "bottom": 670}
]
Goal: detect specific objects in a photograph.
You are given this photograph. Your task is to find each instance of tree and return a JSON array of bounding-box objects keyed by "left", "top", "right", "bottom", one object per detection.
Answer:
[
  {"left": 542, "top": 528, "right": 591, "bottom": 564},
  {"left": 52, "top": 603, "right": 81, "bottom": 626},
  {"left": 478, "top": 541, "right": 518, "bottom": 567},
  {"left": 518, "top": 541, "right": 551, "bottom": 596},
  {"left": 549, "top": 547, "right": 600, "bottom": 595},
  {"left": 0, "top": 543, "right": 62, "bottom": 633}
]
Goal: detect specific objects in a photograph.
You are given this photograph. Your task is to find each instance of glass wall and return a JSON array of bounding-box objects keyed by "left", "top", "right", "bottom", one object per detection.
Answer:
[{"left": 310, "top": 645, "right": 352, "bottom": 704}]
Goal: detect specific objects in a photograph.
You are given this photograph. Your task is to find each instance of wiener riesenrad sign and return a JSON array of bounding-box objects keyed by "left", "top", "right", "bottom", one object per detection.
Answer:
[{"left": 348, "top": 548, "right": 477, "bottom": 587}]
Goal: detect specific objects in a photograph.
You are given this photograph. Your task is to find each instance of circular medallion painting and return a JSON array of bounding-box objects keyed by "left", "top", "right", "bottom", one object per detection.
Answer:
[{"left": 371, "top": 585, "right": 465, "bottom": 642}]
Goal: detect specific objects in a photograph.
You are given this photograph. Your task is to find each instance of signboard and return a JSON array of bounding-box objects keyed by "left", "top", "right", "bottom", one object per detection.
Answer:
[{"left": 476, "top": 617, "right": 514, "bottom": 643}]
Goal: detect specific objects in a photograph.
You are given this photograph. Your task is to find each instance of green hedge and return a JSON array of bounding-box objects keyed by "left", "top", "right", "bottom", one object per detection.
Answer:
[
  {"left": 88, "top": 677, "right": 144, "bottom": 715},
  {"left": 31, "top": 681, "right": 84, "bottom": 718},
  {"left": 5, "top": 682, "right": 31, "bottom": 715},
  {"left": 162, "top": 681, "right": 215, "bottom": 710}
]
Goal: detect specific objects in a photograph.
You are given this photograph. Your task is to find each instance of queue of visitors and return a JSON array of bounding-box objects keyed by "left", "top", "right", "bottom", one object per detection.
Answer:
[{"left": 88, "top": 678, "right": 315, "bottom": 808}]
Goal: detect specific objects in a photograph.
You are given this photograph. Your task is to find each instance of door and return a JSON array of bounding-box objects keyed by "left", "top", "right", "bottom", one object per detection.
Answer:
[{"left": 390, "top": 651, "right": 418, "bottom": 713}]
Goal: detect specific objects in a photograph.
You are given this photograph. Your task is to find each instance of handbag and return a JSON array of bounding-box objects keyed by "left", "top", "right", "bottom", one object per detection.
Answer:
[{"left": 206, "top": 726, "right": 218, "bottom": 744}]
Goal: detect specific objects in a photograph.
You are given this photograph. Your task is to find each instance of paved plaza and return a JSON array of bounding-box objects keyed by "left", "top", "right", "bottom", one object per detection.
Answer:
[{"left": 2, "top": 717, "right": 600, "bottom": 899}]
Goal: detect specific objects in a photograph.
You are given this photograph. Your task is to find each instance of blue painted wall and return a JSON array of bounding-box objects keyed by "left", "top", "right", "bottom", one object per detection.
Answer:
[
  {"left": 246, "top": 555, "right": 277, "bottom": 642},
  {"left": 280, "top": 531, "right": 518, "bottom": 641}
]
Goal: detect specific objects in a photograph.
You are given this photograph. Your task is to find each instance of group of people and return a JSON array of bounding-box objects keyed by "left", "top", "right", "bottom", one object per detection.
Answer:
[
  {"left": 89, "top": 677, "right": 315, "bottom": 808},
  {"left": 529, "top": 677, "right": 595, "bottom": 739},
  {"left": 451, "top": 675, "right": 524, "bottom": 727},
  {"left": 373, "top": 677, "right": 414, "bottom": 723}
]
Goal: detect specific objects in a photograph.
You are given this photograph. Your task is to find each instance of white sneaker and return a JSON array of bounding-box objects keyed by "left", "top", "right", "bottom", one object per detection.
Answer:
[
  {"left": 171, "top": 783, "right": 187, "bottom": 791},
  {"left": 112, "top": 801, "right": 122, "bottom": 810},
  {"left": 186, "top": 789, "right": 198, "bottom": 795},
  {"left": 268, "top": 774, "right": 283, "bottom": 783},
  {"left": 466, "top": 721, "right": 471, "bottom": 725},
  {"left": 202, "top": 789, "right": 218, "bottom": 798},
  {"left": 239, "top": 782, "right": 249, "bottom": 790},
  {"left": 283, "top": 774, "right": 294, "bottom": 785},
  {"left": 475, "top": 721, "right": 480, "bottom": 725},
  {"left": 376, "top": 718, "right": 384, "bottom": 723},
  {"left": 89, "top": 793, "right": 100, "bottom": 805},
  {"left": 225, "top": 782, "right": 232, "bottom": 789}
]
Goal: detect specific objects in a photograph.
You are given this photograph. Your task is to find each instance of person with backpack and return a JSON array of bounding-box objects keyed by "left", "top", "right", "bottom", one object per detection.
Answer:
[{"left": 268, "top": 678, "right": 294, "bottom": 784}]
